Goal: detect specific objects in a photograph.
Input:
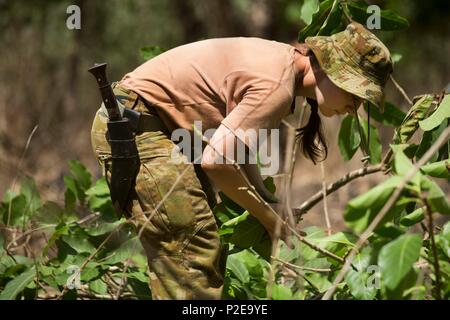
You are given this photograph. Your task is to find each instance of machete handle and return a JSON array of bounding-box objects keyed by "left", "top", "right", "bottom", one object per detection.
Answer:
[{"left": 88, "top": 63, "right": 121, "bottom": 121}]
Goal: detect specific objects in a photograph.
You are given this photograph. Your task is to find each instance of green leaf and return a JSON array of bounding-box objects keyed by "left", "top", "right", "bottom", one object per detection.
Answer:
[
  {"left": 252, "top": 235, "right": 272, "bottom": 261},
  {"left": 1, "top": 195, "right": 27, "bottom": 226},
  {"left": 345, "top": 270, "right": 377, "bottom": 300},
  {"left": 86, "top": 177, "right": 110, "bottom": 198},
  {"left": 400, "top": 208, "right": 425, "bottom": 227},
  {"left": 233, "top": 250, "right": 264, "bottom": 278},
  {"left": 230, "top": 214, "right": 266, "bottom": 249},
  {"left": 420, "top": 160, "right": 450, "bottom": 179},
  {"left": 85, "top": 219, "right": 124, "bottom": 237},
  {"left": 298, "top": 0, "right": 334, "bottom": 42},
  {"left": 420, "top": 176, "right": 450, "bottom": 215},
  {"left": 35, "top": 201, "right": 66, "bottom": 226},
  {"left": 214, "top": 192, "right": 246, "bottom": 226},
  {"left": 300, "top": 0, "right": 320, "bottom": 25},
  {"left": 345, "top": 250, "right": 378, "bottom": 300},
  {"left": 0, "top": 231, "right": 4, "bottom": 254},
  {"left": 344, "top": 176, "right": 405, "bottom": 233},
  {"left": 312, "top": 232, "right": 357, "bottom": 257},
  {"left": 359, "top": 113, "right": 382, "bottom": 164},
  {"left": 227, "top": 255, "right": 250, "bottom": 284},
  {"left": 20, "top": 176, "right": 41, "bottom": 217},
  {"left": 317, "top": 0, "right": 344, "bottom": 36},
  {"left": 88, "top": 195, "right": 111, "bottom": 211},
  {"left": 299, "top": 227, "right": 326, "bottom": 260},
  {"left": 419, "top": 95, "right": 450, "bottom": 131},
  {"left": 439, "top": 221, "right": 450, "bottom": 259},
  {"left": 364, "top": 101, "right": 406, "bottom": 127},
  {"left": 64, "top": 176, "right": 78, "bottom": 208},
  {"left": 415, "top": 120, "right": 447, "bottom": 161},
  {"left": 42, "top": 223, "right": 70, "bottom": 257},
  {"left": 0, "top": 267, "right": 36, "bottom": 300},
  {"left": 101, "top": 237, "right": 142, "bottom": 265},
  {"left": 271, "top": 284, "right": 293, "bottom": 300},
  {"left": 61, "top": 234, "right": 95, "bottom": 254},
  {"left": 63, "top": 161, "right": 92, "bottom": 206},
  {"left": 304, "top": 272, "right": 332, "bottom": 293},
  {"left": 278, "top": 238, "right": 302, "bottom": 262},
  {"left": 80, "top": 265, "right": 100, "bottom": 282},
  {"left": 395, "top": 95, "right": 435, "bottom": 144},
  {"left": 89, "top": 279, "right": 108, "bottom": 295},
  {"left": 139, "top": 45, "right": 166, "bottom": 61},
  {"left": 2, "top": 189, "right": 15, "bottom": 203},
  {"left": 391, "top": 144, "right": 421, "bottom": 185},
  {"left": 339, "top": 115, "right": 361, "bottom": 161},
  {"left": 374, "top": 223, "right": 405, "bottom": 239},
  {"left": 114, "top": 270, "right": 149, "bottom": 283},
  {"left": 218, "top": 211, "right": 249, "bottom": 236},
  {"left": 263, "top": 176, "right": 276, "bottom": 193},
  {"left": 346, "top": 1, "right": 409, "bottom": 31},
  {"left": 379, "top": 234, "right": 422, "bottom": 290},
  {"left": 382, "top": 268, "right": 418, "bottom": 299},
  {"left": 68, "top": 160, "right": 92, "bottom": 192}
]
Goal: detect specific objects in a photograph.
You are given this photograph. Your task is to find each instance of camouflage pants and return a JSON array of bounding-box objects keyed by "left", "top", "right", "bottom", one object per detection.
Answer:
[{"left": 90, "top": 84, "right": 227, "bottom": 299}]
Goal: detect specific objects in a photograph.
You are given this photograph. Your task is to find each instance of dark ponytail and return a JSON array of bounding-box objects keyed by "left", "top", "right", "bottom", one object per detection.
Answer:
[
  {"left": 293, "top": 43, "right": 328, "bottom": 165},
  {"left": 295, "top": 98, "right": 328, "bottom": 165}
]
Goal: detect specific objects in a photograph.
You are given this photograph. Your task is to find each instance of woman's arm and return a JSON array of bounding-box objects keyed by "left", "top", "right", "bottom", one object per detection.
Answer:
[{"left": 201, "top": 124, "right": 280, "bottom": 238}]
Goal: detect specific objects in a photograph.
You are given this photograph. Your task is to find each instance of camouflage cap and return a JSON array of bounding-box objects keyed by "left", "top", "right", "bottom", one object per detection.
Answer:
[{"left": 305, "top": 21, "right": 393, "bottom": 112}]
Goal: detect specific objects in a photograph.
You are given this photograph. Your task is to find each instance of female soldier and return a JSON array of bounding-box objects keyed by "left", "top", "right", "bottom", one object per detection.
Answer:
[{"left": 90, "top": 21, "right": 393, "bottom": 300}]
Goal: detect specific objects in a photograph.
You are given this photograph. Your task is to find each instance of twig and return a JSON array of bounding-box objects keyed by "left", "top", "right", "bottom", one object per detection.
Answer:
[
  {"left": 271, "top": 256, "right": 334, "bottom": 273},
  {"left": 390, "top": 74, "right": 413, "bottom": 105},
  {"left": 268, "top": 112, "right": 305, "bottom": 298},
  {"left": 7, "top": 125, "right": 39, "bottom": 226},
  {"left": 320, "top": 162, "right": 332, "bottom": 235},
  {"left": 322, "top": 125, "right": 450, "bottom": 300},
  {"left": 6, "top": 225, "right": 53, "bottom": 251},
  {"left": 422, "top": 196, "right": 442, "bottom": 300},
  {"left": 295, "top": 164, "right": 384, "bottom": 218},
  {"left": 341, "top": 1, "right": 353, "bottom": 24},
  {"left": 113, "top": 259, "right": 130, "bottom": 300}
]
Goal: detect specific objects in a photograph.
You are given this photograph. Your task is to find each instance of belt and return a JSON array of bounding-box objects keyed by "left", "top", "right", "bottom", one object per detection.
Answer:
[
  {"left": 100, "top": 82, "right": 169, "bottom": 134},
  {"left": 100, "top": 100, "right": 168, "bottom": 134}
]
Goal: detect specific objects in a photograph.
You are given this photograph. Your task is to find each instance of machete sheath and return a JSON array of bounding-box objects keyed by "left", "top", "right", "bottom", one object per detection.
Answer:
[{"left": 88, "top": 63, "right": 140, "bottom": 218}]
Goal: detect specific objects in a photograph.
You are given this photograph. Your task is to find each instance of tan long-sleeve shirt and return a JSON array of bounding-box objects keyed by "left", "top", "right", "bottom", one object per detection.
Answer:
[{"left": 119, "top": 37, "right": 301, "bottom": 135}]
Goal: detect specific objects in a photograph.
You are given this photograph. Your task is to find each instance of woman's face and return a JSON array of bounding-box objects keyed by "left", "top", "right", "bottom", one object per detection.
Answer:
[{"left": 314, "top": 71, "right": 362, "bottom": 117}]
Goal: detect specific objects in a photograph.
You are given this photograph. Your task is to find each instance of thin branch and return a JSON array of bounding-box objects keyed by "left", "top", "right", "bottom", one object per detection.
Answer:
[
  {"left": 7, "top": 125, "right": 39, "bottom": 226},
  {"left": 320, "top": 162, "right": 332, "bottom": 235},
  {"left": 340, "top": 1, "right": 353, "bottom": 24},
  {"left": 390, "top": 74, "right": 413, "bottom": 105},
  {"left": 113, "top": 259, "right": 130, "bottom": 300},
  {"left": 295, "top": 164, "right": 384, "bottom": 218},
  {"left": 322, "top": 125, "right": 450, "bottom": 300},
  {"left": 271, "top": 256, "right": 334, "bottom": 273},
  {"left": 423, "top": 196, "right": 442, "bottom": 300}
]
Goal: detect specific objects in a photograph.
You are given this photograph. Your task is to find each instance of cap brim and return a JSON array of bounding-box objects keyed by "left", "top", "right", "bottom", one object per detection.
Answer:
[{"left": 305, "top": 36, "right": 385, "bottom": 113}]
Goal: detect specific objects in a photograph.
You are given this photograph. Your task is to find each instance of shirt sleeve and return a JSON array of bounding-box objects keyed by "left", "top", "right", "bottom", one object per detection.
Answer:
[{"left": 220, "top": 75, "right": 294, "bottom": 153}]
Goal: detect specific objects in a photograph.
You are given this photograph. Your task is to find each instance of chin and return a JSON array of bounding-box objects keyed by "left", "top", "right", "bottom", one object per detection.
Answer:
[{"left": 318, "top": 106, "right": 335, "bottom": 118}]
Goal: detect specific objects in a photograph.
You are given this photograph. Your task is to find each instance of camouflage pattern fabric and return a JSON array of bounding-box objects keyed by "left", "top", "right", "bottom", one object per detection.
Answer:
[
  {"left": 90, "top": 84, "right": 227, "bottom": 299},
  {"left": 306, "top": 21, "right": 393, "bottom": 112}
]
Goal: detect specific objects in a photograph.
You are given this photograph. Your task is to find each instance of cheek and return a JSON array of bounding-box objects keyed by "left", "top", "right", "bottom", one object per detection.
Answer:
[{"left": 317, "top": 76, "right": 349, "bottom": 109}]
